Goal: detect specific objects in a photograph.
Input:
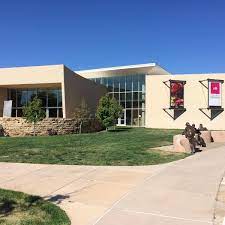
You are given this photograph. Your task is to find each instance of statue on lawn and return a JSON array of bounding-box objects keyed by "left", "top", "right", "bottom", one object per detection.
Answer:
[
  {"left": 192, "top": 124, "right": 206, "bottom": 148},
  {"left": 182, "top": 122, "right": 197, "bottom": 154},
  {"left": 182, "top": 122, "right": 207, "bottom": 154}
]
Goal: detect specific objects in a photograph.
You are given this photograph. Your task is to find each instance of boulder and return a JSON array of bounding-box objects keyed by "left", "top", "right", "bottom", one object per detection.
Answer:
[
  {"left": 200, "top": 131, "right": 212, "bottom": 143},
  {"left": 173, "top": 135, "right": 192, "bottom": 153}
]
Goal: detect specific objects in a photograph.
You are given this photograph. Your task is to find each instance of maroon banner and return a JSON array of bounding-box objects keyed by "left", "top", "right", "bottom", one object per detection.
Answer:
[{"left": 170, "top": 81, "right": 184, "bottom": 108}]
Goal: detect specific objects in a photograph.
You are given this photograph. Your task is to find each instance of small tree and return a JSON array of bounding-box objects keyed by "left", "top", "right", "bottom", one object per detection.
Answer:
[
  {"left": 96, "top": 95, "right": 123, "bottom": 131},
  {"left": 23, "top": 97, "right": 46, "bottom": 136},
  {"left": 73, "top": 99, "right": 91, "bottom": 133}
]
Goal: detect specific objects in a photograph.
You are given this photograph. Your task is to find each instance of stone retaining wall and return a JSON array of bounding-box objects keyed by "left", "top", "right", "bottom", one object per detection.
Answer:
[{"left": 0, "top": 118, "right": 103, "bottom": 136}]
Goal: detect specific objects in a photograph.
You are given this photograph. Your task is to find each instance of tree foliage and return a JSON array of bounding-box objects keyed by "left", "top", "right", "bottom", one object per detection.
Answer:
[
  {"left": 73, "top": 99, "right": 91, "bottom": 133},
  {"left": 23, "top": 97, "right": 46, "bottom": 136},
  {"left": 96, "top": 95, "right": 123, "bottom": 130}
]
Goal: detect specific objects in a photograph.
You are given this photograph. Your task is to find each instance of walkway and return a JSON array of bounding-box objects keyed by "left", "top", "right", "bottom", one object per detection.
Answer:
[{"left": 0, "top": 143, "right": 224, "bottom": 225}]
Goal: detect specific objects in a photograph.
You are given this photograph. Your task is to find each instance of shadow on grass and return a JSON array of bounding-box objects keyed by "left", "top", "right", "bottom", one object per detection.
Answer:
[
  {"left": 0, "top": 199, "right": 16, "bottom": 216},
  {"left": 108, "top": 127, "right": 132, "bottom": 132},
  {"left": 25, "top": 195, "right": 42, "bottom": 207},
  {"left": 0, "top": 195, "right": 43, "bottom": 217}
]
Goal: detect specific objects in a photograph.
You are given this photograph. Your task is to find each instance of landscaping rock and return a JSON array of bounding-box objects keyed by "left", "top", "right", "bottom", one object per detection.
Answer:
[
  {"left": 173, "top": 134, "right": 192, "bottom": 153},
  {"left": 0, "top": 118, "right": 103, "bottom": 136},
  {"left": 200, "top": 131, "right": 212, "bottom": 143}
]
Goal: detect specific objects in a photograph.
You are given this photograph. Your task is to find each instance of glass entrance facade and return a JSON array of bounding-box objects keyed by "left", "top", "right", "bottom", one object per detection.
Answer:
[
  {"left": 90, "top": 74, "right": 145, "bottom": 126},
  {"left": 7, "top": 88, "right": 63, "bottom": 118}
]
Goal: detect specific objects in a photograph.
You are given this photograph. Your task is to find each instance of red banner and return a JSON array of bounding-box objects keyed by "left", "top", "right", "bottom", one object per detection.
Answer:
[{"left": 170, "top": 81, "right": 184, "bottom": 108}]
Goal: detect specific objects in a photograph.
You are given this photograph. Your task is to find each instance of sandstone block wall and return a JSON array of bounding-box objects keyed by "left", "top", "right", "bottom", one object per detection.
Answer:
[{"left": 0, "top": 118, "right": 103, "bottom": 136}]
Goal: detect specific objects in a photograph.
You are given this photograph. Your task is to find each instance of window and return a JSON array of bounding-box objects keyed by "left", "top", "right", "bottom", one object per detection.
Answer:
[
  {"left": 17, "top": 89, "right": 27, "bottom": 107},
  {"left": 126, "top": 92, "right": 132, "bottom": 101},
  {"left": 120, "top": 76, "right": 126, "bottom": 92},
  {"left": 8, "top": 88, "right": 63, "bottom": 118},
  {"left": 114, "top": 77, "right": 120, "bottom": 92},
  {"left": 58, "top": 90, "right": 62, "bottom": 107},
  {"left": 11, "top": 89, "right": 16, "bottom": 107},
  {"left": 132, "top": 109, "right": 139, "bottom": 126},
  {"left": 37, "top": 89, "right": 47, "bottom": 107},
  {"left": 133, "top": 75, "right": 139, "bottom": 92},
  {"left": 89, "top": 74, "right": 146, "bottom": 126},
  {"left": 126, "top": 76, "right": 132, "bottom": 92},
  {"left": 120, "top": 93, "right": 125, "bottom": 101},
  {"left": 27, "top": 89, "right": 37, "bottom": 103},
  {"left": 133, "top": 92, "right": 139, "bottom": 101},
  {"left": 139, "top": 75, "right": 145, "bottom": 92},
  {"left": 47, "top": 89, "right": 58, "bottom": 107},
  {"left": 48, "top": 108, "right": 58, "bottom": 117},
  {"left": 102, "top": 77, "right": 108, "bottom": 86},
  {"left": 95, "top": 78, "right": 101, "bottom": 85},
  {"left": 108, "top": 78, "right": 113, "bottom": 92},
  {"left": 114, "top": 93, "right": 119, "bottom": 101}
]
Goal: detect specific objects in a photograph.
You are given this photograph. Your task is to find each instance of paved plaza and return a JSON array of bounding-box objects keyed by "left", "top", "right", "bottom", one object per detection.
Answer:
[{"left": 0, "top": 143, "right": 225, "bottom": 225}]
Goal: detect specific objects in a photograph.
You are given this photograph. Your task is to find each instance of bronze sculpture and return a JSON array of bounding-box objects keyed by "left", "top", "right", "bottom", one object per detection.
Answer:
[
  {"left": 182, "top": 123, "right": 207, "bottom": 153},
  {"left": 182, "top": 122, "right": 197, "bottom": 153}
]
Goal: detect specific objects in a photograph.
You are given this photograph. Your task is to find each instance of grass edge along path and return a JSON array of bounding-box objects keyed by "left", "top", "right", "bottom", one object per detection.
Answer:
[{"left": 0, "top": 188, "right": 71, "bottom": 225}]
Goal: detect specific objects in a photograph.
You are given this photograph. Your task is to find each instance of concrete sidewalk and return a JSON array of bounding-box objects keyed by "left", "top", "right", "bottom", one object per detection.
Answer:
[
  {"left": 95, "top": 144, "right": 225, "bottom": 225},
  {"left": 0, "top": 162, "right": 165, "bottom": 225},
  {"left": 0, "top": 144, "right": 225, "bottom": 225}
]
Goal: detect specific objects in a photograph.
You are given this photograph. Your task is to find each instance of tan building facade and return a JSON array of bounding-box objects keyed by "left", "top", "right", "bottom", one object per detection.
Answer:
[
  {"left": 146, "top": 73, "right": 225, "bottom": 130},
  {"left": 0, "top": 63, "right": 224, "bottom": 130},
  {"left": 0, "top": 65, "right": 106, "bottom": 118},
  {"left": 79, "top": 64, "right": 225, "bottom": 130}
]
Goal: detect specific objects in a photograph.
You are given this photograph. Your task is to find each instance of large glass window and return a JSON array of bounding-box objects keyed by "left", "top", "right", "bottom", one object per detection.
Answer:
[
  {"left": 107, "top": 78, "right": 113, "bottom": 92},
  {"left": 8, "top": 88, "right": 63, "bottom": 118},
  {"left": 90, "top": 74, "right": 146, "bottom": 126},
  {"left": 120, "top": 76, "right": 126, "bottom": 92},
  {"left": 114, "top": 77, "right": 120, "bottom": 92},
  {"left": 37, "top": 89, "right": 47, "bottom": 107},
  {"left": 17, "top": 89, "right": 27, "bottom": 107},
  {"left": 47, "top": 89, "right": 58, "bottom": 107}
]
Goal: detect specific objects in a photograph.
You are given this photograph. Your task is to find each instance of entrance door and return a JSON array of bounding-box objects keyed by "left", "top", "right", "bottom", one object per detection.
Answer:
[{"left": 117, "top": 110, "right": 126, "bottom": 126}]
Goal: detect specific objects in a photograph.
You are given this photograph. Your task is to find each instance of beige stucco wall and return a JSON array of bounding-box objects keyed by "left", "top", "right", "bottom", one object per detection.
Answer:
[
  {"left": 0, "top": 65, "right": 64, "bottom": 85},
  {"left": 63, "top": 66, "right": 107, "bottom": 118},
  {"left": 146, "top": 73, "right": 225, "bottom": 130},
  {"left": 0, "top": 65, "right": 65, "bottom": 117}
]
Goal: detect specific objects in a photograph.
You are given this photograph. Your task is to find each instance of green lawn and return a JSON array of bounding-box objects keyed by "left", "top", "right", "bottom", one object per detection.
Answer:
[
  {"left": 0, "top": 128, "right": 188, "bottom": 166},
  {"left": 0, "top": 188, "right": 70, "bottom": 225}
]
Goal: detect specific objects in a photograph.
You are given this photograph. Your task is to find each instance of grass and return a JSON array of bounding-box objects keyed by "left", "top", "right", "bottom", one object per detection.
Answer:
[
  {"left": 0, "top": 128, "right": 188, "bottom": 166},
  {"left": 0, "top": 188, "right": 70, "bottom": 225}
]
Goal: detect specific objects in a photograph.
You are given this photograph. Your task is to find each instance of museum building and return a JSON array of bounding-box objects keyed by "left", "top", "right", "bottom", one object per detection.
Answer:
[{"left": 0, "top": 63, "right": 224, "bottom": 130}]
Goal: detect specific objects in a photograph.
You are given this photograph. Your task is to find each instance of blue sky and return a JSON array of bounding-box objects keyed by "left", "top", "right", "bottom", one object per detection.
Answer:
[{"left": 0, "top": 0, "right": 225, "bottom": 73}]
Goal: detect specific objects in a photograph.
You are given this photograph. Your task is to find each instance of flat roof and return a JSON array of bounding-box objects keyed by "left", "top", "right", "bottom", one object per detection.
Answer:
[
  {"left": 76, "top": 63, "right": 171, "bottom": 77},
  {"left": 76, "top": 63, "right": 157, "bottom": 73}
]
